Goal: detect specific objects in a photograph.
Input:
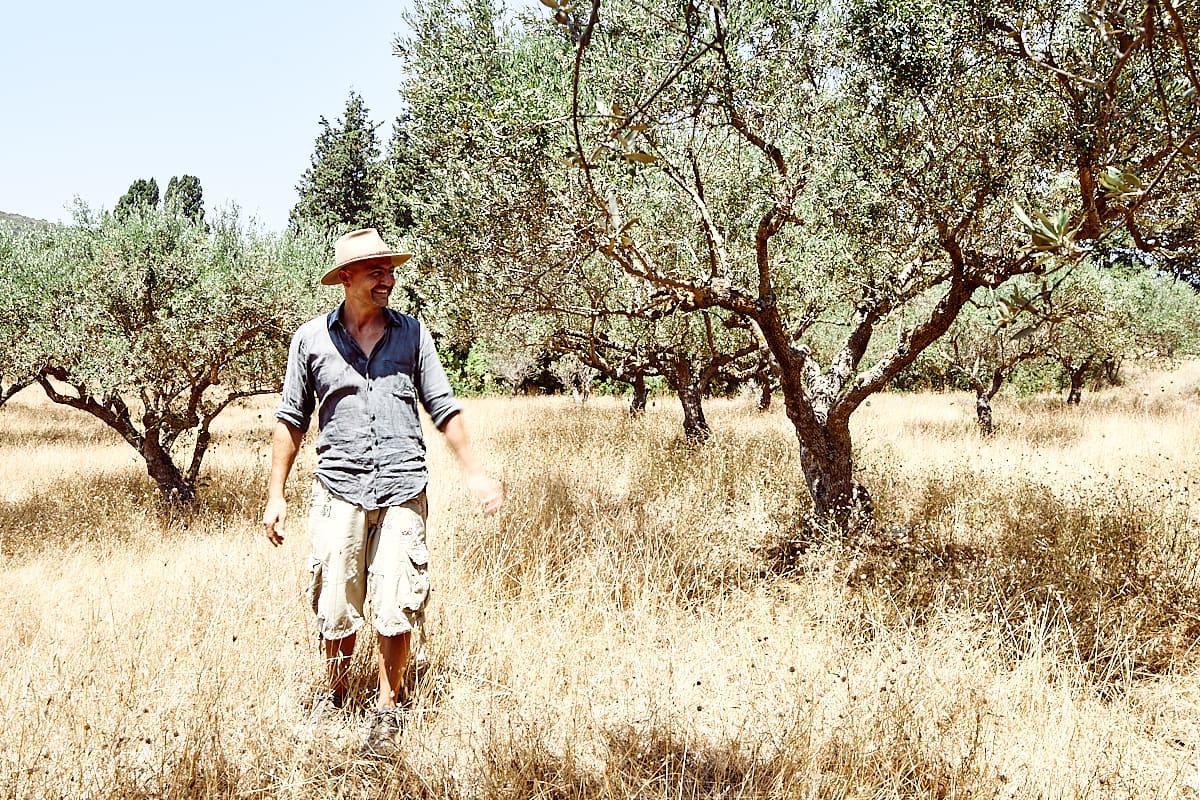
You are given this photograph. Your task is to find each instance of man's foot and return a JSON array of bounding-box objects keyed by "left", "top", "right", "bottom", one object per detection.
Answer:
[
  {"left": 358, "top": 707, "right": 403, "bottom": 758},
  {"left": 291, "top": 691, "right": 353, "bottom": 743},
  {"left": 306, "top": 691, "right": 346, "bottom": 722}
]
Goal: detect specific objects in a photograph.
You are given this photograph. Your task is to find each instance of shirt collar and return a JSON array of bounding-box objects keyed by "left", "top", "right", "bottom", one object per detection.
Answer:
[{"left": 327, "top": 303, "right": 402, "bottom": 331}]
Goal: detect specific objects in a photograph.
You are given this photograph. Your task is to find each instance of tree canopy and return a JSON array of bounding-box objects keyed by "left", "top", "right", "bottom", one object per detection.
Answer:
[
  {"left": 0, "top": 205, "right": 327, "bottom": 502},
  {"left": 114, "top": 178, "right": 160, "bottom": 220},
  {"left": 291, "top": 91, "right": 385, "bottom": 234},
  {"left": 114, "top": 175, "right": 206, "bottom": 225},
  {"left": 524, "top": 0, "right": 1198, "bottom": 527},
  {"left": 164, "top": 174, "right": 205, "bottom": 224}
]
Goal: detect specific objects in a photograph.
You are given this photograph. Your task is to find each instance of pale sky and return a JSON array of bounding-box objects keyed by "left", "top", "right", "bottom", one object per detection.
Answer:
[{"left": 1, "top": 0, "right": 416, "bottom": 231}]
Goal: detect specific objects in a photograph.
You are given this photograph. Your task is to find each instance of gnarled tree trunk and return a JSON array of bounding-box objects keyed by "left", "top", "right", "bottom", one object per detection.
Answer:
[
  {"left": 770, "top": 349, "right": 870, "bottom": 529},
  {"left": 1065, "top": 356, "right": 1092, "bottom": 405},
  {"left": 791, "top": 415, "right": 871, "bottom": 531},
  {"left": 37, "top": 370, "right": 256, "bottom": 506},
  {"left": 674, "top": 376, "right": 709, "bottom": 443},
  {"left": 629, "top": 372, "right": 648, "bottom": 415},
  {"left": 142, "top": 429, "right": 197, "bottom": 503},
  {"left": 975, "top": 392, "right": 994, "bottom": 436},
  {"left": 974, "top": 367, "right": 1006, "bottom": 436}
]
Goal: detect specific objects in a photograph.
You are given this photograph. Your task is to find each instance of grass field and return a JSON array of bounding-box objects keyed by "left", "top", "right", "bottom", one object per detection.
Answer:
[{"left": 0, "top": 364, "right": 1198, "bottom": 799}]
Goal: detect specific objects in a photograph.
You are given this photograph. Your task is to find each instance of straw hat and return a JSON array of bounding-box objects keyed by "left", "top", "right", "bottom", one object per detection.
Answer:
[{"left": 320, "top": 228, "right": 413, "bottom": 286}]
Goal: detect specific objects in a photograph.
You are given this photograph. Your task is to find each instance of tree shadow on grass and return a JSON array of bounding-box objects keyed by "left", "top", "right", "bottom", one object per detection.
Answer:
[{"left": 759, "top": 471, "right": 1200, "bottom": 688}]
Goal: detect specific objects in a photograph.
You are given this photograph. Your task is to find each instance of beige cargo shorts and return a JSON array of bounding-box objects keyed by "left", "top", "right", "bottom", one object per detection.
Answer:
[{"left": 306, "top": 479, "right": 430, "bottom": 641}]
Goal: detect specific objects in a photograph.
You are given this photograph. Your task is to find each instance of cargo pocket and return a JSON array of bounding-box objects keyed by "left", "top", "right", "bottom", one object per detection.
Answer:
[
  {"left": 402, "top": 539, "right": 430, "bottom": 612},
  {"left": 310, "top": 479, "right": 333, "bottom": 519},
  {"left": 307, "top": 557, "right": 324, "bottom": 618}
]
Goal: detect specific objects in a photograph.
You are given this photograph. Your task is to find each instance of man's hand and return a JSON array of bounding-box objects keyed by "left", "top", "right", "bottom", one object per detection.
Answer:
[
  {"left": 469, "top": 474, "right": 504, "bottom": 517},
  {"left": 262, "top": 497, "right": 288, "bottom": 546},
  {"left": 264, "top": 420, "right": 303, "bottom": 547},
  {"left": 441, "top": 413, "right": 504, "bottom": 516}
]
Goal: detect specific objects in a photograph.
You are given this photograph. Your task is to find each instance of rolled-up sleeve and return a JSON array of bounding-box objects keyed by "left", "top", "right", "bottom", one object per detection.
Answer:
[
  {"left": 414, "top": 323, "right": 461, "bottom": 430},
  {"left": 276, "top": 327, "right": 316, "bottom": 433}
]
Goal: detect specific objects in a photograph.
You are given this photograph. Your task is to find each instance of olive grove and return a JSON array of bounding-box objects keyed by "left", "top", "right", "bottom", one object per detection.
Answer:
[
  {"left": 391, "top": 0, "right": 774, "bottom": 437},
  {"left": 937, "top": 261, "right": 1200, "bottom": 429},
  {"left": 534, "top": 0, "right": 1200, "bottom": 529},
  {"left": 0, "top": 207, "right": 328, "bottom": 503}
]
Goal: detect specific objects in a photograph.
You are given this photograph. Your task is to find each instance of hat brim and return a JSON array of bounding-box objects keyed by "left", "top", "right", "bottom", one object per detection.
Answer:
[{"left": 320, "top": 252, "right": 414, "bottom": 286}]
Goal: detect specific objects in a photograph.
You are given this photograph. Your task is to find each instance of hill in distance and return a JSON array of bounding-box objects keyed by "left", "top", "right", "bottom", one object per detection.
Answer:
[{"left": 0, "top": 210, "right": 51, "bottom": 229}]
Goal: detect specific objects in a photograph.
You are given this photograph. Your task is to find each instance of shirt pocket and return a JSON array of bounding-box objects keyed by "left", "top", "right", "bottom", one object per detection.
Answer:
[{"left": 375, "top": 372, "right": 422, "bottom": 446}]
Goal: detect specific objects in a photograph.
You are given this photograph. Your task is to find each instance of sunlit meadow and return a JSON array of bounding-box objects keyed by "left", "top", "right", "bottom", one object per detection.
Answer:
[{"left": 1, "top": 363, "right": 1198, "bottom": 798}]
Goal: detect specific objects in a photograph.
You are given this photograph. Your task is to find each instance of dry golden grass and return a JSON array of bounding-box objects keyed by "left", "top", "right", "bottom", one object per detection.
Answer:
[{"left": 0, "top": 363, "right": 1199, "bottom": 798}]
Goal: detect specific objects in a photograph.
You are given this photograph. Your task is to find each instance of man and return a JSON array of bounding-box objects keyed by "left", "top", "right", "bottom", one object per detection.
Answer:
[{"left": 262, "top": 228, "right": 503, "bottom": 757}]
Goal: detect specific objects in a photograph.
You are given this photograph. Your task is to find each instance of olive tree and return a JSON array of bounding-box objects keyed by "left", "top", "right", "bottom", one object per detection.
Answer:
[
  {"left": 2, "top": 205, "right": 327, "bottom": 503},
  {"left": 545, "top": 0, "right": 1200, "bottom": 530},
  {"left": 395, "top": 0, "right": 765, "bottom": 438},
  {"left": 938, "top": 287, "right": 1055, "bottom": 433},
  {"left": 549, "top": 352, "right": 597, "bottom": 403},
  {"left": 553, "top": 308, "right": 761, "bottom": 437},
  {"left": 1040, "top": 258, "right": 1200, "bottom": 402},
  {"left": 0, "top": 223, "right": 53, "bottom": 407}
]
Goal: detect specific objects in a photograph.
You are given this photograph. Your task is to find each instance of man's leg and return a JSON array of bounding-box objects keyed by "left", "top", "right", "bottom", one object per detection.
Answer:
[
  {"left": 366, "top": 493, "right": 428, "bottom": 710},
  {"left": 324, "top": 633, "right": 357, "bottom": 703},
  {"left": 360, "top": 631, "right": 410, "bottom": 756},
  {"left": 307, "top": 479, "right": 369, "bottom": 712},
  {"left": 376, "top": 631, "right": 411, "bottom": 708},
  {"left": 359, "top": 495, "right": 427, "bottom": 757}
]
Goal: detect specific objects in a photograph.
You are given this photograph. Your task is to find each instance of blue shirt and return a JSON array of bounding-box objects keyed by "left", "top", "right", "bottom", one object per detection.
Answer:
[{"left": 276, "top": 304, "right": 462, "bottom": 510}]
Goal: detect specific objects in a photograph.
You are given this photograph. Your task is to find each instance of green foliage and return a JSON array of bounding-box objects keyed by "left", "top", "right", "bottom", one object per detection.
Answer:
[
  {"left": 290, "top": 91, "right": 385, "bottom": 234},
  {"left": 533, "top": 0, "right": 1200, "bottom": 523},
  {"left": 115, "top": 175, "right": 207, "bottom": 225},
  {"left": 394, "top": 0, "right": 584, "bottom": 321},
  {"left": 438, "top": 339, "right": 507, "bottom": 396},
  {"left": 1036, "top": 258, "right": 1200, "bottom": 393},
  {"left": 845, "top": 0, "right": 968, "bottom": 96},
  {"left": 373, "top": 114, "right": 422, "bottom": 241},
  {"left": 888, "top": 353, "right": 963, "bottom": 393},
  {"left": 164, "top": 174, "right": 205, "bottom": 224},
  {"left": 114, "top": 178, "right": 160, "bottom": 220},
  {"left": 998, "top": 355, "right": 1059, "bottom": 396},
  {"left": 386, "top": 0, "right": 1200, "bottom": 522},
  {"left": 0, "top": 223, "right": 59, "bottom": 402},
  {"left": 395, "top": 0, "right": 762, "bottom": 429},
  {"left": 436, "top": 343, "right": 481, "bottom": 396},
  {"left": 1011, "top": 203, "right": 1079, "bottom": 256},
  {"left": 0, "top": 205, "right": 327, "bottom": 500},
  {"left": 935, "top": 260, "right": 1200, "bottom": 405}
]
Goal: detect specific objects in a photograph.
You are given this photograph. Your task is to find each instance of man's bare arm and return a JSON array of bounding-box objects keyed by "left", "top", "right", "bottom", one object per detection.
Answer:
[
  {"left": 263, "top": 420, "right": 304, "bottom": 546},
  {"left": 440, "top": 412, "right": 503, "bottom": 516}
]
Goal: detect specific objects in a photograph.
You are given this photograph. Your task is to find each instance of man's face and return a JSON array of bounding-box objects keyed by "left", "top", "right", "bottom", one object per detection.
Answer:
[{"left": 340, "top": 258, "right": 396, "bottom": 308}]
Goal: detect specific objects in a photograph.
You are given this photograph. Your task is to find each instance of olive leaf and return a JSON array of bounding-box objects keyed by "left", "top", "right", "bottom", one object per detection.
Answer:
[
  {"left": 1096, "top": 166, "right": 1144, "bottom": 200},
  {"left": 1013, "top": 202, "right": 1078, "bottom": 252}
]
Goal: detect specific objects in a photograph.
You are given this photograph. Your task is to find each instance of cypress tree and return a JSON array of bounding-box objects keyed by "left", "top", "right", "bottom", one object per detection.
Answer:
[
  {"left": 114, "top": 178, "right": 160, "bottom": 219},
  {"left": 164, "top": 175, "right": 205, "bottom": 223},
  {"left": 291, "top": 91, "right": 382, "bottom": 233}
]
